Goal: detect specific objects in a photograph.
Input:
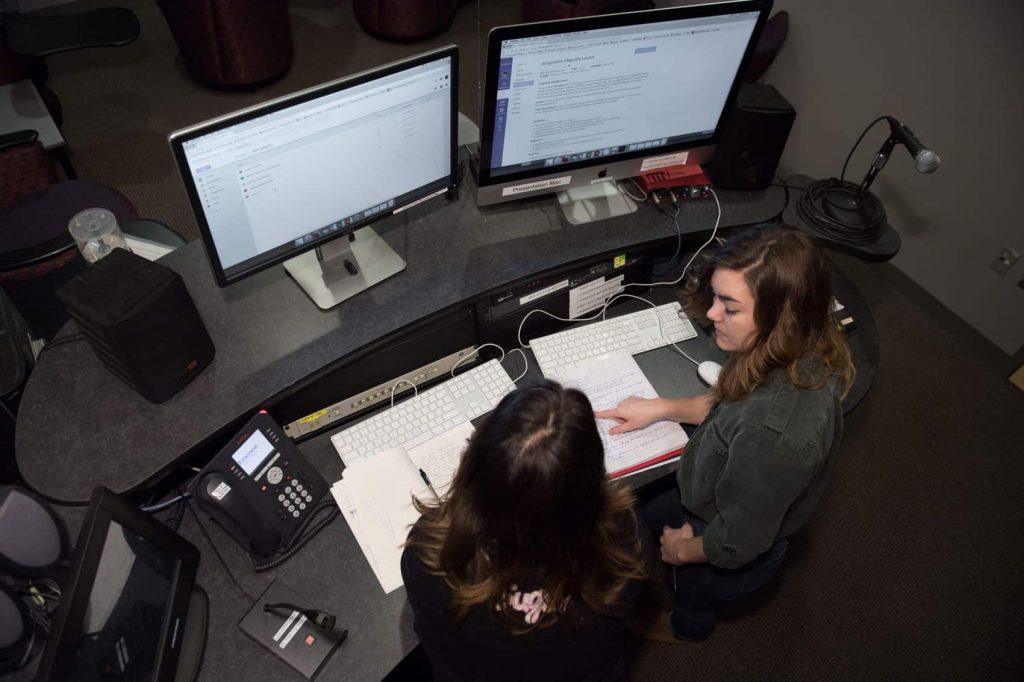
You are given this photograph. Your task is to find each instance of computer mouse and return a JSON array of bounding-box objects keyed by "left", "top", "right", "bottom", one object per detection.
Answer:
[{"left": 697, "top": 360, "right": 722, "bottom": 386}]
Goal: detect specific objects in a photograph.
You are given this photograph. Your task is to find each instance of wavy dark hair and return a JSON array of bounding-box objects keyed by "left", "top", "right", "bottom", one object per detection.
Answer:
[
  {"left": 406, "top": 379, "right": 646, "bottom": 632},
  {"left": 682, "top": 224, "right": 855, "bottom": 402}
]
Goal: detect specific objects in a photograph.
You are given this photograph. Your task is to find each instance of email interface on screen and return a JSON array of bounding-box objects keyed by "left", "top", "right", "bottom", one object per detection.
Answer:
[
  {"left": 488, "top": 13, "right": 758, "bottom": 176},
  {"left": 180, "top": 56, "right": 453, "bottom": 278}
]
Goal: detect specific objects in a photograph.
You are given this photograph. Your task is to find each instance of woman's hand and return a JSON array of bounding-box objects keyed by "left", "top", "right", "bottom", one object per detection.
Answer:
[
  {"left": 594, "top": 396, "right": 666, "bottom": 434},
  {"left": 660, "top": 523, "right": 702, "bottom": 565}
]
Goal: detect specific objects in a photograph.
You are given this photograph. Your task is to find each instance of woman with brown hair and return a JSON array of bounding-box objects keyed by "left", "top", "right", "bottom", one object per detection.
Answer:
[
  {"left": 401, "top": 379, "right": 649, "bottom": 681},
  {"left": 597, "top": 223, "right": 854, "bottom": 641}
]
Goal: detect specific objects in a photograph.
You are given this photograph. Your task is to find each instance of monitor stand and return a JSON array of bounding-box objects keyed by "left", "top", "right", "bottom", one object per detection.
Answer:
[
  {"left": 174, "top": 585, "right": 208, "bottom": 682},
  {"left": 283, "top": 226, "right": 406, "bottom": 310},
  {"left": 556, "top": 181, "right": 637, "bottom": 225}
]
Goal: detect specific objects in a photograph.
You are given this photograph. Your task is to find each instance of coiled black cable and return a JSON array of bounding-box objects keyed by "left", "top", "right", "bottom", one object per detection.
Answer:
[
  {"left": 797, "top": 178, "right": 887, "bottom": 245},
  {"left": 797, "top": 116, "right": 890, "bottom": 246}
]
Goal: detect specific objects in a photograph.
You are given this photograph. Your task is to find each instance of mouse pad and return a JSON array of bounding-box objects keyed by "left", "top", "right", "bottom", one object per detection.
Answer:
[{"left": 238, "top": 579, "right": 346, "bottom": 680}]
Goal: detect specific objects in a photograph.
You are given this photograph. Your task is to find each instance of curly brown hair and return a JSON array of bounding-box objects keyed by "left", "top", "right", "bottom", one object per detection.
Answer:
[
  {"left": 405, "top": 380, "right": 647, "bottom": 633},
  {"left": 682, "top": 224, "right": 855, "bottom": 402}
]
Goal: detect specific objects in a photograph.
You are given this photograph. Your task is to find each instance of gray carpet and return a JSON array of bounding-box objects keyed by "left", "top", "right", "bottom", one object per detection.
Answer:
[{"left": 34, "top": 0, "right": 1024, "bottom": 678}]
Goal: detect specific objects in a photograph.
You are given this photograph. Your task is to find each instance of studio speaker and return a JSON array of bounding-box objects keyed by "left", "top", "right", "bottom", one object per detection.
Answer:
[
  {"left": 708, "top": 83, "right": 796, "bottom": 191},
  {"left": 57, "top": 249, "right": 214, "bottom": 403}
]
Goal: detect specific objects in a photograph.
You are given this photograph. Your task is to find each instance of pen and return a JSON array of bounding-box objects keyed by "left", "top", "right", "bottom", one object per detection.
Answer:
[{"left": 419, "top": 468, "right": 440, "bottom": 501}]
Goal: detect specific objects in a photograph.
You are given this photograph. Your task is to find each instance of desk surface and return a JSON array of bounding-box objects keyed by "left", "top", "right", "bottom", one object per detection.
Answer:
[
  {"left": 13, "top": 179, "right": 894, "bottom": 681},
  {"left": 44, "top": 306, "right": 724, "bottom": 681},
  {"left": 17, "top": 180, "right": 785, "bottom": 503}
]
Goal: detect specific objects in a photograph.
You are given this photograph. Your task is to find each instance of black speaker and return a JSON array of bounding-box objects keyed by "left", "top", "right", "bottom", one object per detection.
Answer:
[
  {"left": 708, "top": 83, "right": 796, "bottom": 191},
  {"left": 57, "top": 249, "right": 214, "bottom": 403}
]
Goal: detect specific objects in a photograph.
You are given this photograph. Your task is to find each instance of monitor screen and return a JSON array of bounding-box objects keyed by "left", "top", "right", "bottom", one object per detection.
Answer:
[
  {"left": 170, "top": 46, "right": 458, "bottom": 290},
  {"left": 476, "top": 1, "right": 771, "bottom": 207},
  {"left": 38, "top": 488, "right": 199, "bottom": 682}
]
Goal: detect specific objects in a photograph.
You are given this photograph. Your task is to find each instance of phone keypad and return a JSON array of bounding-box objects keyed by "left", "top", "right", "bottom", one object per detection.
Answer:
[{"left": 275, "top": 473, "right": 315, "bottom": 519}]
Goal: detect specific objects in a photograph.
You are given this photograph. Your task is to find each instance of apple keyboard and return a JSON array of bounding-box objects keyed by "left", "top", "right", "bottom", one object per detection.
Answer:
[
  {"left": 530, "top": 302, "right": 697, "bottom": 377},
  {"left": 331, "top": 359, "right": 516, "bottom": 466}
]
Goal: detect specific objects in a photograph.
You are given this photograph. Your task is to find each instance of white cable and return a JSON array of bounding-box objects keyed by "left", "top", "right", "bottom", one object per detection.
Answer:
[
  {"left": 516, "top": 305, "right": 608, "bottom": 348},
  {"left": 390, "top": 378, "right": 418, "bottom": 407},
  {"left": 517, "top": 188, "right": 722, "bottom": 354},
  {"left": 450, "top": 342, "right": 506, "bottom": 377},
  {"left": 507, "top": 347, "right": 529, "bottom": 382},
  {"left": 601, "top": 293, "right": 701, "bottom": 367},
  {"left": 638, "top": 185, "right": 722, "bottom": 291}
]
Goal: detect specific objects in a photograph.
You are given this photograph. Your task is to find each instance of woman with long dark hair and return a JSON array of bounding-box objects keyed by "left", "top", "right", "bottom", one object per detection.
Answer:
[
  {"left": 401, "top": 379, "right": 648, "bottom": 681},
  {"left": 598, "top": 224, "right": 854, "bottom": 641}
]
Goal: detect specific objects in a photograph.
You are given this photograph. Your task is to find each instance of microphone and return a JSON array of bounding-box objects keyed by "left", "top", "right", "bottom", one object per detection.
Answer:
[
  {"left": 886, "top": 117, "right": 941, "bottom": 173},
  {"left": 264, "top": 602, "right": 337, "bottom": 631}
]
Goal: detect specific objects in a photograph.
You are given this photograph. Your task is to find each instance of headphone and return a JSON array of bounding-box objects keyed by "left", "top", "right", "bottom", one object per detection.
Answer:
[{"left": 0, "top": 486, "right": 70, "bottom": 675}]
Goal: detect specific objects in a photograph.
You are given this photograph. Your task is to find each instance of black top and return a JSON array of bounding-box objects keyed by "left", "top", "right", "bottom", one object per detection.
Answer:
[{"left": 400, "top": 539, "right": 643, "bottom": 682}]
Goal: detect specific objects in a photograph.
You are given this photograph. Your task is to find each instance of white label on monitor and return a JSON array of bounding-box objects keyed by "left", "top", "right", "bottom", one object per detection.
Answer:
[
  {"left": 520, "top": 280, "right": 568, "bottom": 306},
  {"left": 569, "top": 275, "right": 624, "bottom": 319},
  {"left": 501, "top": 176, "right": 571, "bottom": 197},
  {"left": 211, "top": 482, "right": 231, "bottom": 500},
  {"left": 640, "top": 152, "right": 689, "bottom": 172},
  {"left": 231, "top": 430, "right": 274, "bottom": 475},
  {"left": 589, "top": 177, "right": 617, "bottom": 185}
]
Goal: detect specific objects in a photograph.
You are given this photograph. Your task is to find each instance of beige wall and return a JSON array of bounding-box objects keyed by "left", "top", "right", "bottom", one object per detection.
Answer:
[{"left": 761, "top": 0, "right": 1024, "bottom": 354}]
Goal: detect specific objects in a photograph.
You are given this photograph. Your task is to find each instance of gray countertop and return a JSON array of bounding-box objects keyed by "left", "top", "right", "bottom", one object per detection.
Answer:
[{"left": 18, "top": 180, "right": 784, "bottom": 503}]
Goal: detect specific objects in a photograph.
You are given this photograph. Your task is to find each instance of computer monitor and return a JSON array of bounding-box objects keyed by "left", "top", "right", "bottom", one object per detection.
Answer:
[
  {"left": 37, "top": 487, "right": 202, "bottom": 682},
  {"left": 169, "top": 46, "right": 458, "bottom": 309},
  {"left": 476, "top": 1, "right": 772, "bottom": 224}
]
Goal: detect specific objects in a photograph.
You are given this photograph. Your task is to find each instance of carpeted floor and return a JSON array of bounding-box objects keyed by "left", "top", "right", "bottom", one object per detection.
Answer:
[{"left": 31, "top": 0, "right": 1024, "bottom": 678}]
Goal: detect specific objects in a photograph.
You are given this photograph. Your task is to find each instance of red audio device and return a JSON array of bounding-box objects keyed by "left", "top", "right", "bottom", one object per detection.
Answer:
[{"left": 634, "top": 163, "right": 712, "bottom": 199}]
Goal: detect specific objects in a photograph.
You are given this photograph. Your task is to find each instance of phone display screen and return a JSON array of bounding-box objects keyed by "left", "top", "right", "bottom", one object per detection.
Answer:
[{"left": 231, "top": 429, "right": 275, "bottom": 475}]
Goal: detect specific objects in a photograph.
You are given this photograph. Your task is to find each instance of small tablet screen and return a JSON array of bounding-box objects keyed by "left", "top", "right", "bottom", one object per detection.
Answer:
[
  {"left": 38, "top": 487, "right": 199, "bottom": 682},
  {"left": 63, "top": 520, "right": 179, "bottom": 679}
]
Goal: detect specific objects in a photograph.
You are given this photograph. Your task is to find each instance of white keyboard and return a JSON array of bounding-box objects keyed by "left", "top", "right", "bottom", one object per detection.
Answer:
[
  {"left": 331, "top": 359, "right": 516, "bottom": 466},
  {"left": 530, "top": 302, "right": 698, "bottom": 377}
]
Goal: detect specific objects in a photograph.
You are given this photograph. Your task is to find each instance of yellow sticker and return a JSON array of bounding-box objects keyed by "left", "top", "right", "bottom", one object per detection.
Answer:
[
  {"left": 299, "top": 409, "right": 328, "bottom": 424},
  {"left": 613, "top": 254, "right": 626, "bottom": 268}
]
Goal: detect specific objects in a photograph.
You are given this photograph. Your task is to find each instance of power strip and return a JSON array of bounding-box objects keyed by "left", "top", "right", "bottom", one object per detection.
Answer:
[{"left": 282, "top": 346, "right": 478, "bottom": 438}]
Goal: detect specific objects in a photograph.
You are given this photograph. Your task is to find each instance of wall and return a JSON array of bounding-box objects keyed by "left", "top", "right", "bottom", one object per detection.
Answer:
[{"left": 761, "top": 0, "right": 1024, "bottom": 355}]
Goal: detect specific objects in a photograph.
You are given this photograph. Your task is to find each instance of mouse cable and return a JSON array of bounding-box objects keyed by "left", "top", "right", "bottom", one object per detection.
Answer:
[
  {"left": 185, "top": 500, "right": 257, "bottom": 602},
  {"left": 603, "top": 293, "right": 700, "bottom": 367}
]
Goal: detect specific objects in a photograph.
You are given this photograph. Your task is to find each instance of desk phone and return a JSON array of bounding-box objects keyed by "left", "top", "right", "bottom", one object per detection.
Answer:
[{"left": 189, "top": 411, "right": 329, "bottom": 558}]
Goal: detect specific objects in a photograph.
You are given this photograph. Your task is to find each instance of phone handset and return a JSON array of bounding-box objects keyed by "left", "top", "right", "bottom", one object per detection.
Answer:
[{"left": 197, "top": 472, "right": 281, "bottom": 558}]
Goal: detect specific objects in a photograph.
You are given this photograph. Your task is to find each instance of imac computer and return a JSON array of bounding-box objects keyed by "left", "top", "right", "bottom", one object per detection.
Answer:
[
  {"left": 476, "top": 0, "right": 772, "bottom": 224},
  {"left": 169, "top": 46, "right": 458, "bottom": 309}
]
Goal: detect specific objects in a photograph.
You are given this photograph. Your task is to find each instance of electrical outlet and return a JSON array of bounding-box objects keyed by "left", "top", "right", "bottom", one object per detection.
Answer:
[{"left": 990, "top": 246, "right": 1020, "bottom": 275}]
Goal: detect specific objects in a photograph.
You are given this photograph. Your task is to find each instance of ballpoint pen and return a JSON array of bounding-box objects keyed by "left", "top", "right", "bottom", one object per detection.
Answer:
[{"left": 419, "top": 468, "right": 440, "bottom": 501}]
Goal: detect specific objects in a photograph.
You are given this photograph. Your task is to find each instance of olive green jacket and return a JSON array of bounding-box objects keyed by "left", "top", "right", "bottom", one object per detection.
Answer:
[{"left": 677, "top": 368, "right": 843, "bottom": 569}]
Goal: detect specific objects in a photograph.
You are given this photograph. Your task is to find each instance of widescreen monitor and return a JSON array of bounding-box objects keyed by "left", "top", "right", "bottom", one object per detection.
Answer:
[
  {"left": 169, "top": 46, "right": 458, "bottom": 309},
  {"left": 476, "top": 0, "right": 772, "bottom": 224}
]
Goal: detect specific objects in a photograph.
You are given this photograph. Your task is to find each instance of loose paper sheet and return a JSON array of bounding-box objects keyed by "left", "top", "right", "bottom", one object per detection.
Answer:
[
  {"left": 332, "top": 424, "right": 475, "bottom": 593},
  {"left": 554, "top": 353, "right": 688, "bottom": 477}
]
